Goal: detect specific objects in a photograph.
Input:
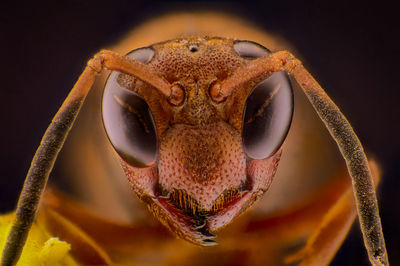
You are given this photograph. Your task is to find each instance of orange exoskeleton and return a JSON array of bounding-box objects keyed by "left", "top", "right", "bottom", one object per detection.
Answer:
[
  {"left": 1, "top": 12, "right": 388, "bottom": 266},
  {"left": 101, "top": 37, "right": 293, "bottom": 246}
]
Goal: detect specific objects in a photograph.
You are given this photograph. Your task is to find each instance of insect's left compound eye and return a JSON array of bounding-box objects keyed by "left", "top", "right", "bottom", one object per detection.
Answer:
[
  {"left": 234, "top": 40, "right": 294, "bottom": 159},
  {"left": 102, "top": 47, "right": 157, "bottom": 167}
]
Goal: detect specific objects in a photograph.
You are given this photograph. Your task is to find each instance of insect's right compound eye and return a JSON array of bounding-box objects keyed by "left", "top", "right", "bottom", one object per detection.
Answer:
[{"left": 102, "top": 47, "right": 157, "bottom": 167}]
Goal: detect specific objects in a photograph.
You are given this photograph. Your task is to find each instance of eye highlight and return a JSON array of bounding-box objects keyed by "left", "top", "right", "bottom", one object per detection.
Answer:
[
  {"left": 233, "top": 40, "right": 271, "bottom": 59},
  {"left": 102, "top": 47, "right": 157, "bottom": 167},
  {"left": 235, "top": 40, "right": 294, "bottom": 159},
  {"left": 126, "top": 47, "right": 155, "bottom": 63}
]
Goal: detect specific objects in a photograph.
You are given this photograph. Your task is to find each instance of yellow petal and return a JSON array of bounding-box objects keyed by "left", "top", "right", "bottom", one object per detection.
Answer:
[{"left": 0, "top": 212, "right": 77, "bottom": 266}]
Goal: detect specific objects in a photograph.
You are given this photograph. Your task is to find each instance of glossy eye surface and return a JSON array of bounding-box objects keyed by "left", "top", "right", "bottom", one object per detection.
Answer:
[
  {"left": 233, "top": 40, "right": 271, "bottom": 58},
  {"left": 235, "top": 41, "right": 294, "bottom": 159},
  {"left": 102, "top": 47, "right": 157, "bottom": 167}
]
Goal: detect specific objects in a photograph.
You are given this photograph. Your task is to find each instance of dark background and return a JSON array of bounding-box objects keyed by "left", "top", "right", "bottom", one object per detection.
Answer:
[{"left": 1, "top": 1, "right": 399, "bottom": 265}]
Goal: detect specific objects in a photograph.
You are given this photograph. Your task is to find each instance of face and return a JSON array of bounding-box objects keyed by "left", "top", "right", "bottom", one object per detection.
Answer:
[{"left": 102, "top": 37, "right": 293, "bottom": 245}]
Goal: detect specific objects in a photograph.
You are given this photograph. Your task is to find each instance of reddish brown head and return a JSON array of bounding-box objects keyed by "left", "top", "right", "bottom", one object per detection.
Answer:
[{"left": 102, "top": 37, "right": 293, "bottom": 245}]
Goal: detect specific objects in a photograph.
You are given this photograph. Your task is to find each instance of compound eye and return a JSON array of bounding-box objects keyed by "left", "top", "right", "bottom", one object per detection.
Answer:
[
  {"left": 102, "top": 47, "right": 157, "bottom": 167},
  {"left": 233, "top": 40, "right": 271, "bottom": 58},
  {"left": 234, "top": 40, "right": 294, "bottom": 159},
  {"left": 126, "top": 47, "right": 155, "bottom": 63}
]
